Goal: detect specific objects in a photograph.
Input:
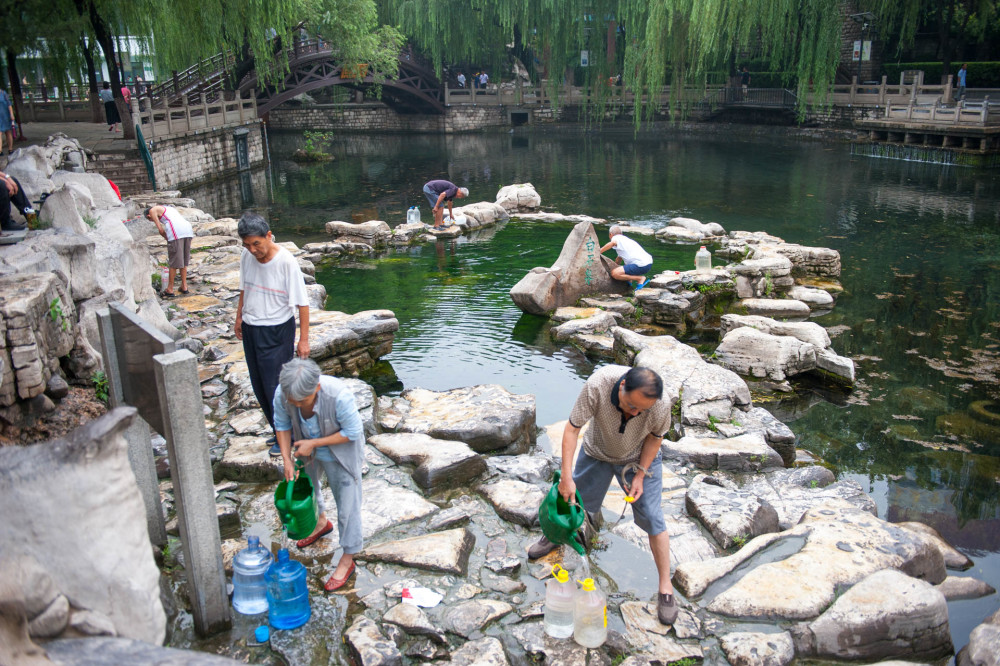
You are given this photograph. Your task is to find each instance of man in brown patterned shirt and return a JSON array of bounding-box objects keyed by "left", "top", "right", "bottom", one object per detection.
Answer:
[{"left": 527, "top": 365, "right": 679, "bottom": 624}]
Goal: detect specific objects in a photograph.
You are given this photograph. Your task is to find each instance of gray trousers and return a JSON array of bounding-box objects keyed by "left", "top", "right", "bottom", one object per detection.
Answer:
[{"left": 306, "top": 456, "right": 363, "bottom": 554}]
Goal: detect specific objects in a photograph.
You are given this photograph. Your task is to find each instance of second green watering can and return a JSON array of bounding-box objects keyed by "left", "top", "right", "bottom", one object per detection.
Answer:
[{"left": 274, "top": 461, "right": 318, "bottom": 541}]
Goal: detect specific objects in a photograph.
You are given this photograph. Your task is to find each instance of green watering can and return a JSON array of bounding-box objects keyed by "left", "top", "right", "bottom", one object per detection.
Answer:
[
  {"left": 538, "top": 470, "right": 586, "bottom": 555},
  {"left": 274, "top": 461, "right": 318, "bottom": 541}
]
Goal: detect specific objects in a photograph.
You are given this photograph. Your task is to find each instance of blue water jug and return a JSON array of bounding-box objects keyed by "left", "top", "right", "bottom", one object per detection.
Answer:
[
  {"left": 266, "top": 549, "right": 311, "bottom": 629},
  {"left": 232, "top": 535, "right": 273, "bottom": 615}
]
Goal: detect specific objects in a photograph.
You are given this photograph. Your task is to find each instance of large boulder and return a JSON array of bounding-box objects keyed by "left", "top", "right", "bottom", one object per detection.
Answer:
[
  {"left": 958, "top": 608, "right": 1000, "bottom": 666},
  {"left": 325, "top": 220, "right": 392, "bottom": 249},
  {"left": 51, "top": 172, "right": 122, "bottom": 210},
  {"left": 39, "top": 182, "right": 96, "bottom": 235},
  {"left": 716, "top": 327, "right": 817, "bottom": 381},
  {"left": 495, "top": 183, "right": 541, "bottom": 212},
  {"left": 792, "top": 569, "right": 951, "bottom": 661},
  {"left": 0, "top": 408, "right": 166, "bottom": 644},
  {"left": 674, "top": 502, "right": 946, "bottom": 622},
  {"left": 510, "top": 221, "right": 627, "bottom": 315}
]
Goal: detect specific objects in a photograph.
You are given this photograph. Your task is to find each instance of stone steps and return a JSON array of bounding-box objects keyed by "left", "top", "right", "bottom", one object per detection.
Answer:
[{"left": 88, "top": 149, "right": 153, "bottom": 197}]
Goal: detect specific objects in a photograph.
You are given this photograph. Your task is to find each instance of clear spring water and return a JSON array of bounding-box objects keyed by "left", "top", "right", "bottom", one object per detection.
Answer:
[{"left": 205, "top": 127, "right": 1000, "bottom": 651}]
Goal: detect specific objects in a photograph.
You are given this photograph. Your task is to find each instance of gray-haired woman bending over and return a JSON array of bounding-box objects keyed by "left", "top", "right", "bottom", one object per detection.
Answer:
[{"left": 273, "top": 357, "right": 364, "bottom": 591}]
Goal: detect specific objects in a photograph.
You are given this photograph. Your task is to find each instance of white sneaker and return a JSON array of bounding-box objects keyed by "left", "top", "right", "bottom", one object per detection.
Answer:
[{"left": 23, "top": 207, "right": 35, "bottom": 215}]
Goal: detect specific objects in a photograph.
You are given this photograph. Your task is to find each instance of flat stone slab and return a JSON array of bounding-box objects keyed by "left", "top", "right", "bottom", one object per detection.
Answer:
[
  {"left": 720, "top": 314, "right": 831, "bottom": 349},
  {"left": 674, "top": 502, "right": 947, "bottom": 622},
  {"left": 720, "top": 631, "right": 795, "bottom": 666},
  {"left": 391, "top": 385, "right": 536, "bottom": 454},
  {"left": 449, "top": 637, "right": 510, "bottom": 666},
  {"left": 579, "top": 296, "right": 636, "bottom": 316},
  {"left": 510, "top": 212, "right": 607, "bottom": 225},
  {"left": 662, "top": 433, "right": 784, "bottom": 472},
  {"left": 621, "top": 601, "right": 704, "bottom": 661},
  {"left": 509, "top": 621, "right": 587, "bottom": 665},
  {"left": 486, "top": 454, "right": 555, "bottom": 485},
  {"left": 740, "top": 298, "right": 811, "bottom": 319},
  {"left": 368, "top": 433, "right": 486, "bottom": 491},
  {"left": 215, "top": 435, "right": 282, "bottom": 482},
  {"left": 935, "top": 575, "right": 996, "bottom": 600},
  {"left": 361, "top": 528, "right": 475, "bottom": 576},
  {"left": 551, "top": 311, "right": 619, "bottom": 341},
  {"left": 478, "top": 478, "right": 544, "bottom": 527},
  {"left": 440, "top": 599, "right": 514, "bottom": 638}
]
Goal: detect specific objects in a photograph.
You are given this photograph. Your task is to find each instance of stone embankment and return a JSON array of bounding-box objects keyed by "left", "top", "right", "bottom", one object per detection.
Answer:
[{"left": 1, "top": 173, "right": 997, "bottom": 666}]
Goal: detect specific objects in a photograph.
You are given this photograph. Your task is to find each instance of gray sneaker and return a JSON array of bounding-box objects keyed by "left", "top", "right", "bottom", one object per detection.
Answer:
[
  {"left": 526, "top": 535, "right": 558, "bottom": 559},
  {"left": 657, "top": 592, "right": 679, "bottom": 625}
]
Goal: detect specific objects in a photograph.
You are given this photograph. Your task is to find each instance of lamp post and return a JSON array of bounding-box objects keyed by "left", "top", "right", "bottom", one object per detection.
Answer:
[{"left": 849, "top": 12, "right": 875, "bottom": 85}]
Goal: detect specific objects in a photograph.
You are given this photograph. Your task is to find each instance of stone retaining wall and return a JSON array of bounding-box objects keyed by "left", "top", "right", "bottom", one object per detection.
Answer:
[
  {"left": 147, "top": 123, "right": 265, "bottom": 190},
  {"left": 269, "top": 104, "right": 513, "bottom": 133}
]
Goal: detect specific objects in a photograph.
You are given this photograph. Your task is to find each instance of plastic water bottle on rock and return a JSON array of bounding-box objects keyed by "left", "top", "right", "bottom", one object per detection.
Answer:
[
  {"left": 266, "top": 549, "right": 311, "bottom": 629},
  {"left": 407, "top": 206, "right": 420, "bottom": 224},
  {"left": 232, "top": 535, "right": 272, "bottom": 615},
  {"left": 695, "top": 245, "right": 712, "bottom": 274},
  {"left": 573, "top": 577, "right": 607, "bottom": 648},
  {"left": 544, "top": 564, "right": 576, "bottom": 638}
]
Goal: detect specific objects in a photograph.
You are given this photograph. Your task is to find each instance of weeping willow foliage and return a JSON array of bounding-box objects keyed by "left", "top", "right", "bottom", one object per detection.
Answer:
[
  {"left": 149, "top": 0, "right": 401, "bottom": 86},
  {"left": 379, "top": 0, "right": 916, "bottom": 122}
]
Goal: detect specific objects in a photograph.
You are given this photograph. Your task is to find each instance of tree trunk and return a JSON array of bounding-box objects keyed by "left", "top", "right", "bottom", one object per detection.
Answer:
[
  {"left": 76, "top": 0, "right": 135, "bottom": 139},
  {"left": 4, "top": 49, "right": 24, "bottom": 137},
  {"left": 80, "top": 34, "right": 103, "bottom": 123}
]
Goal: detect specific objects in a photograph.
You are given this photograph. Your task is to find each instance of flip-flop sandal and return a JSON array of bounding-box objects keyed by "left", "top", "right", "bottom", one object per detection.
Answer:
[
  {"left": 179, "top": 288, "right": 190, "bottom": 294},
  {"left": 162, "top": 291, "right": 176, "bottom": 298}
]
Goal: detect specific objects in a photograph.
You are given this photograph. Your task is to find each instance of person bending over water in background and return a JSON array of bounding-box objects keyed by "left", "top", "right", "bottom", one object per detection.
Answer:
[
  {"left": 422, "top": 179, "right": 468, "bottom": 229},
  {"left": 601, "top": 225, "right": 653, "bottom": 290},
  {"left": 274, "top": 358, "right": 364, "bottom": 591}
]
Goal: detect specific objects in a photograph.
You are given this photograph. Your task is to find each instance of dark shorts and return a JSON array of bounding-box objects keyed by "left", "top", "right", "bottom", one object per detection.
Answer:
[
  {"left": 167, "top": 237, "right": 192, "bottom": 268},
  {"left": 623, "top": 262, "right": 652, "bottom": 276},
  {"left": 573, "top": 448, "right": 666, "bottom": 536}
]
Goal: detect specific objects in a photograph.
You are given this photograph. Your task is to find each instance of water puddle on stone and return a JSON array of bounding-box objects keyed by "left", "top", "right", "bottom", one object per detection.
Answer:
[{"left": 699, "top": 535, "right": 808, "bottom": 604}]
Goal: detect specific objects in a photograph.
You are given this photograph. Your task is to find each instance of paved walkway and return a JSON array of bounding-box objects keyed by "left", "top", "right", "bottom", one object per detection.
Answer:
[{"left": 10, "top": 120, "right": 134, "bottom": 154}]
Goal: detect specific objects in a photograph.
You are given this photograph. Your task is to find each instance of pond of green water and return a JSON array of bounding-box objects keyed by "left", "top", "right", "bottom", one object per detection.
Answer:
[{"left": 219, "top": 128, "right": 1000, "bottom": 651}]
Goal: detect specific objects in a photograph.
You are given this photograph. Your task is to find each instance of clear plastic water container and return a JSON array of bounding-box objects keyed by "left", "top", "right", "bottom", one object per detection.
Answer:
[
  {"left": 695, "top": 245, "right": 712, "bottom": 273},
  {"left": 407, "top": 206, "right": 420, "bottom": 224},
  {"left": 573, "top": 577, "right": 607, "bottom": 648},
  {"left": 266, "top": 549, "right": 311, "bottom": 629},
  {"left": 544, "top": 564, "right": 576, "bottom": 638},
  {"left": 232, "top": 535, "right": 272, "bottom": 615}
]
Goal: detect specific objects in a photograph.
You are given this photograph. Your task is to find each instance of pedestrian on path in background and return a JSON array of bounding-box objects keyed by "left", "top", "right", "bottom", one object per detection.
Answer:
[
  {"left": 145, "top": 204, "right": 194, "bottom": 297},
  {"left": 457, "top": 72, "right": 466, "bottom": 88},
  {"left": 601, "top": 225, "right": 654, "bottom": 290},
  {"left": 0, "top": 169, "right": 35, "bottom": 234},
  {"left": 956, "top": 64, "right": 967, "bottom": 101},
  {"left": 479, "top": 71, "right": 489, "bottom": 89},
  {"left": 0, "top": 85, "right": 15, "bottom": 157},
  {"left": 740, "top": 66, "right": 751, "bottom": 98},
  {"left": 526, "top": 365, "right": 679, "bottom": 626},
  {"left": 99, "top": 82, "right": 121, "bottom": 132},
  {"left": 273, "top": 357, "right": 365, "bottom": 591},
  {"left": 422, "top": 179, "right": 468, "bottom": 229},
  {"left": 235, "top": 213, "right": 311, "bottom": 457}
]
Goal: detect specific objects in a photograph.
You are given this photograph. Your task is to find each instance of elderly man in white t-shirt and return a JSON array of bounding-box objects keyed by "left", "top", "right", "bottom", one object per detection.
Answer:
[
  {"left": 235, "top": 213, "right": 311, "bottom": 456},
  {"left": 601, "top": 224, "right": 654, "bottom": 290}
]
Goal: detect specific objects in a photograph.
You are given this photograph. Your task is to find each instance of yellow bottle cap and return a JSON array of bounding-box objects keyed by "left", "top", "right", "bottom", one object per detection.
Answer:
[
  {"left": 578, "top": 578, "right": 596, "bottom": 591},
  {"left": 624, "top": 496, "right": 635, "bottom": 503},
  {"left": 551, "top": 564, "right": 569, "bottom": 583}
]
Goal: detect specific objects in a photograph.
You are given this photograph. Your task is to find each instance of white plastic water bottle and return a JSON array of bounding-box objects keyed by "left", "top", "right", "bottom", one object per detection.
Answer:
[
  {"left": 407, "top": 207, "right": 420, "bottom": 224},
  {"left": 544, "top": 564, "right": 576, "bottom": 638},
  {"left": 695, "top": 246, "right": 712, "bottom": 273},
  {"left": 573, "top": 577, "right": 607, "bottom": 648}
]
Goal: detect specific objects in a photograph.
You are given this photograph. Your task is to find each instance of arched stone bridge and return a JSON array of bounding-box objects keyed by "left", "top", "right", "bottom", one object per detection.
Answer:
[{"left": 148, "top": 40, "right": 444, "bottom": 116}]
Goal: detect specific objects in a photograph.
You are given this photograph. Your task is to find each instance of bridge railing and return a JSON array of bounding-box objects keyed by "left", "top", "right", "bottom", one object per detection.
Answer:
[
  {"left": 130, "top": 89, "right": 258, "bottom": 139},
  {"left": 880, "top": 96, "right": 1000, "bottom": 126}
]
